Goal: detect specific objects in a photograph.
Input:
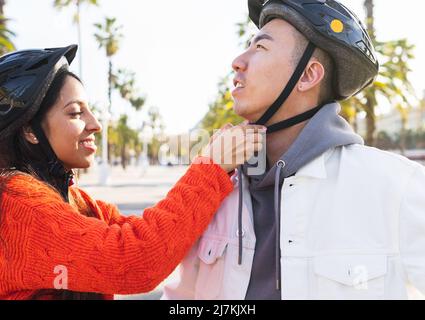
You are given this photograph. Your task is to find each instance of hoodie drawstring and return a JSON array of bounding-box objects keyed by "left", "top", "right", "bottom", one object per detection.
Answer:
[
  {"left": 237, "top": 160, "right": 286, "bottom": 292},
  {"left": 238, "top": 165, "right": 244, "bottom": 265},
  {"left": 274, "top": 160, "right": 285, "bottom": 290}
]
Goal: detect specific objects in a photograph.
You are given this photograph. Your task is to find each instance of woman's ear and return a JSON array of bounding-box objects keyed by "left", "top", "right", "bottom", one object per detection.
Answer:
[
  {"left": 23, "top": 126, "right": 39, "bottom": 145},
  {"left": 297, "top": 59, "right": 325, "bottom": 93}
]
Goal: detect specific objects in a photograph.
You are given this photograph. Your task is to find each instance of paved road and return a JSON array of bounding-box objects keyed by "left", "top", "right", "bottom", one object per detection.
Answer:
[{"left": 77, "top": 163, "right": 188, "bottom": 300}]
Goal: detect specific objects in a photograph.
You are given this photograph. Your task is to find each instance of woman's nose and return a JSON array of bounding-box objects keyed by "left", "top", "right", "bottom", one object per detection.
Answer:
[{"left": 86, "top": 113, "right": 102, "bottom": 133}]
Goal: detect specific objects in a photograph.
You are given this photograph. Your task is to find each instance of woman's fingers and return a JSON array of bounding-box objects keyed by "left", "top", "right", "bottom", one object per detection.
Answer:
[{"left": 199, "top": 124, "right": 266, "bottom": 173}]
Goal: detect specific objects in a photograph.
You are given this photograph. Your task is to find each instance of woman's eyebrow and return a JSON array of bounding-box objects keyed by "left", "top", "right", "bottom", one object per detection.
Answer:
[{"left": 63, "top": 99, "right": 87, "bottom": 109}]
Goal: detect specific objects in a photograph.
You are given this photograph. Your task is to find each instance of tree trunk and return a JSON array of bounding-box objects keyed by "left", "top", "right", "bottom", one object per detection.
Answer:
[
  {"left": 78, "top": 0, "right": 87, "bottom": 173},
  {"left": 364, "top": 0, "right": 376, "bottom": 40},
  {"left": 121, "top": 144, "right": 127, "bottom": 170},
  {"left": 365, "top": 104, "right": 376, "bottom": 146},
  {"left": 108, "top": 60, "right": 113, "bottom": 113},
  {"left": 0, "top": 0, "right": 5, "bottom": 16},
  {"left": 107, "top": 59, "right": 112, "bottom": 164},
  {"left": 76, "top": 0, "right": 84, "bottom": 81},
  {"left": 399, "top": 123, "right": 406, "bottom": 156},
  {"left": 364, "top": 0, "right": 377, "bottom": 146},
  {"left": 0, "top": 0, "right": 5, "bottom": 31}
]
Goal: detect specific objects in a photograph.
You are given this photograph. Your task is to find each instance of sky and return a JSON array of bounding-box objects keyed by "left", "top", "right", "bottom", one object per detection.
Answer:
[{"left": 5, "top": 0, "right": 425, "bottom": 134}]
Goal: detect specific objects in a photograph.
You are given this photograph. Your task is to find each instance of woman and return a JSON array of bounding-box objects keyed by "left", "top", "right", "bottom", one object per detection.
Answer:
[{"left": 0, "top": 45, "right": 265, "bottom": 300}]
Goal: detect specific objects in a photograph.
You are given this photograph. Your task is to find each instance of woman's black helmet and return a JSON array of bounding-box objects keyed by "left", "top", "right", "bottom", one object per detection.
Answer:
[{"left": 0, "top": 45, "right": 77, "bottom": 141}]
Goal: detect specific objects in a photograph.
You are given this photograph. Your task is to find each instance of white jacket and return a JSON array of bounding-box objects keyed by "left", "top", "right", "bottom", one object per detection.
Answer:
[{"left": 162, "top": 145, "right": 425, "bottom": 300}]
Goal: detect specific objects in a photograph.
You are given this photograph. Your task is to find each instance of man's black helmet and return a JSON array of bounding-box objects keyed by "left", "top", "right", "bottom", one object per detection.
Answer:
[
  {"left": 0, "top": 45, "right": 77, "bottom": 141},
  {"left": 248, "top": 0, "right": 379, "bottom": 100}
]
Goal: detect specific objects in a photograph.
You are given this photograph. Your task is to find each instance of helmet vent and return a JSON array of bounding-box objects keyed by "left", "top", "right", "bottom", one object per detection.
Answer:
[
  {"left": 26, "top": 58, "right": 49, "bottom": 71},
  {"left": 0, "top": 65, "right": 20, "bottom": 81},
  {"left": 326, "top": 1, "right": 350, "bottom": 19}
]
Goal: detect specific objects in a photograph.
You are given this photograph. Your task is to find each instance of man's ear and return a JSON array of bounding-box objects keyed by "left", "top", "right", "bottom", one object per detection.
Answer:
[
  {"left": 23, "top": 126, "right": 39, "bottom": 145},
  {"left": 297, "top": 59, "right": 325, "bottom": 93}
]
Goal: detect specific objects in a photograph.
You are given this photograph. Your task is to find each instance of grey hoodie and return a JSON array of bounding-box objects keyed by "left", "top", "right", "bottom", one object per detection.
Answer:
[{"left": 243, "top": 102, "right": 364, "bottom": 300}]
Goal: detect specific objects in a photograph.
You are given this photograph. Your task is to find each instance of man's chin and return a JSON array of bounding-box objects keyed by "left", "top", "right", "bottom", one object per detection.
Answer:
[
  {"left": 233, "top": 106, "right": 257, "bottom": 123},
  {"left": 233, "top": 104, "right": 248, "bottom": 118}
]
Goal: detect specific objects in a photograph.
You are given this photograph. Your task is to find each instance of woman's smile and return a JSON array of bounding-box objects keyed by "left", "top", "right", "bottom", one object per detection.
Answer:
[{"left": 79, "top": 137, "right": 97, "bottom": 153}]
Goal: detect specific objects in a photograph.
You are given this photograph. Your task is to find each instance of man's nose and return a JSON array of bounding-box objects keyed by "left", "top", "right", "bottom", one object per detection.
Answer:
[{"left": 232, "top": 52, "right": 248, "bottom": 73}]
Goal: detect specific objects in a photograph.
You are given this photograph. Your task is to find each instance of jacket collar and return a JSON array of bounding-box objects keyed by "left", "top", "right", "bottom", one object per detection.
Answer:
[
  {"left": 232, "top": 147, "right": 336, "bottom": 185},
  {"left": 294, "top": 148, "right": 335, "bottom": 180}
]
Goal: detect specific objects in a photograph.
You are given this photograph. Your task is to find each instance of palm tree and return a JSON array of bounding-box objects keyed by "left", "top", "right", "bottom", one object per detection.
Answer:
[
  {"left": 112, "top": 68, "right": 146, "bottom": 111},
  {"left": 94, "top": 17, "right": 123, "bottom": 114},
  {"left": 340, "top": 1, "right": 417, "bottom": 147},
  {"left": 53, "top": 0, "right": 99, "bottom": 80},
  {"left": 93, "top": 17, "right": 123, "bottom": 175},
  {"left": 0, "top": 0, "right": 15, "bottom": 56},
  {"left": 116, "top": 115, "right": 133, "bottom": 169},
  {"left": 146, "top": 107, "right": 165, "bottom": 164},
  {"left": 111, "top": 68, "right": 146, "bottom": 168}
]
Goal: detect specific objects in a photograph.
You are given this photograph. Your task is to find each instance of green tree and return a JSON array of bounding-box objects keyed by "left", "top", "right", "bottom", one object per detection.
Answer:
[
  {"left": 94, "top": 17, "right": 123, "bottom": 164},
  {"left": 53, "top": 0, "right": 99, "bottom": 79},
  {"left": 94, "top": 24, "right": 147, "bottom": 168},
  {"left": 115, "top": 115, "right": 136, "bottom": 169},
  {"left": 346, "top": 0, "right": 417, "bottom": 147},
  {"left": 341, "top": 38, "right": 417, "bottom": 148},
  {"left": 0, "top": 0, "right": 15, "bottom": 56},
  {"left": 112, "top": 68, "right": 146, "bottom": 111},
  {"left": 110, "top": 68, "right": 146, "bottom": 168},
  {"left": 146, "top": 106, "right": 165, "bottom": 164},
  {"left": 94, "top": 17, "right": 123, "bottom": 114}
]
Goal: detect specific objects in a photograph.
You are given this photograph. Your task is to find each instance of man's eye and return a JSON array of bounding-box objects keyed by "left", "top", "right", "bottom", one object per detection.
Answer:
[
  {"left": 256, "top": 44, "right": 266, "bottom": 50},
  {"left": 70, "top": 112, "right": 83, "bottom": 117}
]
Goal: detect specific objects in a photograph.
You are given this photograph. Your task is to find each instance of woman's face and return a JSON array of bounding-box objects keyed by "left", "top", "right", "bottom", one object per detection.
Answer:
[{"left": 41, "top": 76, "right": 102, "bottom": 170}]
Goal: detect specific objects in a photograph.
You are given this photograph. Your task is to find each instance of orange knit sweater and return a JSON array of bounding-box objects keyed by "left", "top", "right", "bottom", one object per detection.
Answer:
[{"left": 0, "top": 159, "right": 233, "bottom": 300}]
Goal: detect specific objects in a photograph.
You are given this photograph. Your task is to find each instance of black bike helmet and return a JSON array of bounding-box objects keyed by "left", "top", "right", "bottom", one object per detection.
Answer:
[
  {"left": 0, "top": 45, "right": 78, "bottom": 202},
  {"left": 0, "top": 45, "right": 78, "bottom": 140}
]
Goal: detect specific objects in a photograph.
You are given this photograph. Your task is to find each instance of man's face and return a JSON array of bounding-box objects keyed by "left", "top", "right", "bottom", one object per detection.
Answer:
[{"left": 231, "top": 19, "right": 298, "bottom": 122}]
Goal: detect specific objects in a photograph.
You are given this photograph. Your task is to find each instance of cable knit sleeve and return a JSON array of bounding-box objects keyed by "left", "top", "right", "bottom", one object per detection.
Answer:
[{"left": 0, "top": 158, "right": 233, "bottom": 295}]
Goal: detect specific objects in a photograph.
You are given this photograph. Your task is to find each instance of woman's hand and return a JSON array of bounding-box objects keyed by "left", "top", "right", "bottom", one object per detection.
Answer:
[{"left": 200, "top": 123, "right": 266, "bottom": 173}]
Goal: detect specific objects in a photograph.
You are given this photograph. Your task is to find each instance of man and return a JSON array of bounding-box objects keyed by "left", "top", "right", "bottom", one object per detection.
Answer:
[{"left": 162, "top": 0, "right": 425, "bottom": 300}]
